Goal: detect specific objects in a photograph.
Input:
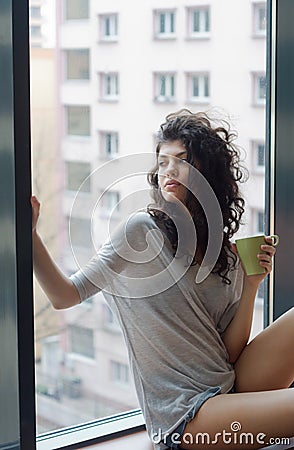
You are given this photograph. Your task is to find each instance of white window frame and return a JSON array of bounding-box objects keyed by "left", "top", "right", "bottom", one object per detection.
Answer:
[
  {"left": 154, "top": 9, "right": 176, "bottom": 39},
  {"left": 100, "top": 190, "right": 120, "bottom": 216},
  {"left": 252, "top": 72, "right": 266, "bottom": 106},
  {"left": 100, "top": 131, "right": 119, "bottom": 158},
  {"left": 154, "top": 73, "right": 176, "bottom": 102},
  {"left": 99, "top": 13, "right": 118, "bottom": 41},
  {"left": 100, "top": 72, "right": 119, "bottom": 101},
  {"left": 103, "top": 304, "right": 121, "bottom": 334},
  {"left": 187, "top": 73, "right": 210, "bottom": 103},
  {"left": 187, "top": 6, "right": 210, "bottom": 39},
  {"left": 252, "top": 2, "right": 266, "bottom": 37},
  {"left": 251, "top": 140, "right": 265, "bottom": 174},
  {"left": 251, "top": 208, "right": 265, "bottom": 235}
]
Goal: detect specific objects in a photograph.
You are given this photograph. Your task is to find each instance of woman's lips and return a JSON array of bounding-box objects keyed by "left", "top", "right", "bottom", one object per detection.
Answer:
[{"left": 165, "top": 183, "right": 179, "bottom": 189}]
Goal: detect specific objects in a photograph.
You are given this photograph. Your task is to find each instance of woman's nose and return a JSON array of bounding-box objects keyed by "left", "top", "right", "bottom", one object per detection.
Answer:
[{"left": 165, "top": 159, "right": 178, "bottom": 177}]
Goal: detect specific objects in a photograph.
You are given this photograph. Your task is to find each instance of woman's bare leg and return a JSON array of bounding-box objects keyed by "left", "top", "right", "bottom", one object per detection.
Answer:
[
  {"left": 234, "top": 307, "right": 294, "bottom": 392},
  {"left": 179, "top": 389, "right": 294, "bottom": 450},
  {"left": 179, "top": 308, "right": 294, "bottom": 449}
]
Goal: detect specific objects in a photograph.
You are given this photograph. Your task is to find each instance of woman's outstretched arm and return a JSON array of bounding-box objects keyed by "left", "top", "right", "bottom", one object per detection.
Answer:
[
  {"left": 221, "top": 237, "right": 276, "bottom": 364},
  {"left": 31, "top": 196, "right": 81, "bottom": 309}
]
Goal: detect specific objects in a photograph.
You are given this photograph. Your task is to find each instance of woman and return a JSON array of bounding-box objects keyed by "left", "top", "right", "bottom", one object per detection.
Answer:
[{"left": 31, "top": 109, "right": 293, "bottom": 450}]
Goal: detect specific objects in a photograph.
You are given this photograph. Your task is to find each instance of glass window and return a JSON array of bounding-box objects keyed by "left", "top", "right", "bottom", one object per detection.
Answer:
[
  {"left": 65, "top": 49, "right": 90, "bottom": 80},
  {"left": 65, "top": 0, "right": 89, "bottom": 20},
  {"left": 65, "top": 161, "right": 91, "bottom": 192},
  {"left": 253, "top": 2, "right": 266, "bottom": 36},
  {"left": 154, "top": 10, "right": 175, "bottom": 37},
  {"left": 188, "top": 7, "right": 210, "bottom": 36},
  {"left": 69, "top": 325, "right": 95, "bottom": 358},
  {"left": 187, "top": 73, "right": 210, "bottom": 102},
  {"left": 66, "top": 105, "right": 90, "bottom": 136},
  {"left": 100, "top": 190, "right": 120, "bottom": 213},
  {"left": 99, "top": 13, "right": 118, "bottom": 40},
  {"left": 154, "top": 73, "right": 175, "bottom": 102},
  {"left": 252, "top": 141, "right": 265, "bottom": 172},
  {"left": 253, "top": 73, "right": 266, "bottom": 105},
  {"left": 100, "top": 73, "right": 119, "bottom": 100},
  {"left": 110, "top": 361, "right": 129, "bottom": 384},
  {"left": 30, "top": 6, "right": 41, "bottom": 18},
  {"left": 30, "top": 25, "right": 41, "bottom": 37},
  {"left": 100, "top": 132, "right": 119, "bottom": 158}
]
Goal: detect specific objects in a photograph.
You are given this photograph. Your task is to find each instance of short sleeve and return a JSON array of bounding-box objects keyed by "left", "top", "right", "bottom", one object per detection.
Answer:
[{"left": 70, "top": 212, "right": 162, "bottom": 302}]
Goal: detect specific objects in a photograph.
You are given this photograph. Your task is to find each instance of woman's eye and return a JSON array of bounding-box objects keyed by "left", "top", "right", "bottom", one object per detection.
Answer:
[{"left": 158, "top": 161, "right": 165, "bottom": 166}]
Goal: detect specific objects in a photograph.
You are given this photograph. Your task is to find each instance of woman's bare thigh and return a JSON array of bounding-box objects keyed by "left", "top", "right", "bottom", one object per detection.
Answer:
[
  {"left": 234, "top": 307, "right": 294, "bottom": 392},
  {"left": 180, "top": 389, "right": 294, "bottom": 450}
]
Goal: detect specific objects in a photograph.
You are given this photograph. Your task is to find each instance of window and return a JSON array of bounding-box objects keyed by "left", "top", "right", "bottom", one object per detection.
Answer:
[
  {"left": 65, "top": 161, "right": 91, "bottom": 192},
  {"left": 65, "top": 105, "right": 90, "bottom": 136},
  {"left": 65, "top": 49, "right": 90, "bottom": 80},
  {"left": 100, "top": 73, "right": 119, "bottom": 100},
  {"left": 65, "top": 0, "right": 89, "bottom": 20},
  {"left": 69, "top": 325, "right": 95, "bottom": 358},
  {"left": 100, "top": 132, "right": 119, "bottom": 158},
  {"left": 252, "top": 141, "right": 265, "bottom": 172},
  {"left": 99, "top": 13, "right": 118, "bottom": 40},
  {"left": 253, "top": 2, "right": 266, "bottom": 36},
  {"left": 187, "top": 7, "right": 210, "bottom": 37},
  {"left": 110, "top": 361, "right": 129, "bottom": 384},
  {"left": 30, "top": 25, "right": 41, "bottom": 38},
  {"left": 154, "top": 10, "right": 175, "bottom": 38},
  {"left": 187, "top": 73, "right": 210, "bottom": 102},
  {"left": 253, "top": 210, "right": 264, "bottom": 234},
  {"left": 100, "top": 190, "right": 120, "bottom": 214},
  {"left": 253, "top": 73, "right": 266, "bottom": 105},
  {"left": 69, "top": 217, "right": 92, "bottom": 248},
  {"left": 154, "top": 73, "right": 175, "bottom": 102},
  {"left": 30, "top": 6, "right": 41, "bottom": 18}
]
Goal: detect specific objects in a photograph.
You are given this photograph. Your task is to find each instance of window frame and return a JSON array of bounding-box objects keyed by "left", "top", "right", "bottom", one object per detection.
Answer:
[
  {"left": 154, "top": 72, "right": 176, "bottom": 103},
  {"left": 252, "top": 2, "right": 267, "bottom": 37},
  {"left": 99, "top": 72, "right": 119, "bottom": 102},
  {"left": 153, "top": 9, "right": 176, "bottom": 39},
  {"left": 252, "top": 72, "right": 267, "bottom": 106},
  {"left": 186, "top": 72, "right": 210, "bottom": 104},
  {"left": 98, "top": 13, "right": 119, "bottom": 42},
  {"left": 187, "top": 6, "right": 211, "bottom": 39}
]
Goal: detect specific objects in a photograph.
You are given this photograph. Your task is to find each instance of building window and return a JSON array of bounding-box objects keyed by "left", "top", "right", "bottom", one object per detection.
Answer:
[
  {"left": 66, "top": 105, "right": 90, "bottom": 136},
  {"left": 154, "top": 73, "right": 175, "bottom": 102},
  {"left": 188, "top": 7, "right": 210, "bottom": 37},
  {"left": 252, "top": 141, "right": 265, "bottom": 172},
  {"left": 100, "top": 73, "right": 119, "bottom": 101},
  {"left": 154, "top": 10, "right": 175, "bottom": 38},
  {"left": 65, "top": 161, "right": 91, "bottom": 192},
  {"left": 99, "top": 13, "right": 118, "bottom": 40},
  {"left": 257, "top": 280, "right": 265, "bottom": 299},
  {"left": 100, "top": 132, "right": 119, "bottom": 158},
  {"left": 253, "top": 73, "right": 266, "bottom": 105},
  {"left": 253, "top": 2, "right": 266, "bottom": 36},
  {"left": 187, "top": 73, "right": 210, "bottom": 103},
  {"left": 65, "top": 0, "right": 89, "bottom": 20},
  {"left": 69, "top": 217, "right": 92, "bottom": 248},
  {"left": 65, "top": 49, "right": 90, "bottom": 80},
  {"left": 100, "top": 190, "right": 120, "bottom": 214},
  {"left": 30, "top": 6, "right": 41, "bottom": 18},
  {"left": 69, "top": 325, "right": 95, "bottom": 359},
  {"left": 255, "top": 210, "right": 264, "bottom": 234},
  {"left": 110, "top": 361, "right": 129, "bottom": 384},
  {"left": 30, "top": 25, "right": 41, "bottom": 38}
]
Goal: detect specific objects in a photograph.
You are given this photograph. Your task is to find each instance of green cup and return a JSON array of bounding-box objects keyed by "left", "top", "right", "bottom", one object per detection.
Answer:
[{"left": 235, "top": 234, "right": 279, "bottom": 275}]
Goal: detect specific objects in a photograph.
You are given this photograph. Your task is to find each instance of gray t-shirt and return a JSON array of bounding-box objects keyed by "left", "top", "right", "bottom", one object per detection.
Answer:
[{"left": 70, "top": 211, "right": 243, "bottom": 449}]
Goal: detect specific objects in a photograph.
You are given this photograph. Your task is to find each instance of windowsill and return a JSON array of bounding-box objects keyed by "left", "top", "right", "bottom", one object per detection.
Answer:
[
  {"left": 154, "top": 98, "right": 176, "bottom": 104},
  {"left": 252, "top": 32, "right": 266, "bottom": 39},
  {"left": 185, "top": 34, "right": 210, "bottom": 40},
  {"left": 153, "top": 34, "right": 176, "bottom": 41},
  {"left": 36, "top": 409, "right": 146, "bottom": 450},
  {"left": 251, "top": 101, "right": 266, "bottom": 108},
  {"left": 98, "top": 37, "right": 119, "bottom": 43},
  {"left": 187, "top": 98, "right": 210, "bottom": 105},
  {"left": 99, "top": 98, "right": 119, "bottom": 103}
]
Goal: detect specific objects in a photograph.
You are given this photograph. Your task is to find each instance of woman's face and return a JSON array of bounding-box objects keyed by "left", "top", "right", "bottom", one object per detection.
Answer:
[{"left": 157, "top": 141, "right": 190, "bottom": 205}]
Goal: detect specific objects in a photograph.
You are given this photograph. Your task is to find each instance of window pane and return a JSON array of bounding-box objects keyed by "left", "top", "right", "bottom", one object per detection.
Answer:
[
  {"left": 65, "top": 0, "right": 89, "bottom": 20},
  {"left": 66, "top": 49, "right": 90, "bottom": 80},
  {"left": 66, "top": 105, "right": 90, "bottom": 136},
  {"left": 66, "top": 161, "right": 91, "bottom": 192},
  {"left": 69, "top": 325, "right": 95, "bottom": 358}
]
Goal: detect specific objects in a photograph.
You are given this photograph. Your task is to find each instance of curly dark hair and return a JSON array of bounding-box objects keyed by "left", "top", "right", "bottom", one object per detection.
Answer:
[{"left": 146, "top": 109, "right": 248, "bottom": 284}]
